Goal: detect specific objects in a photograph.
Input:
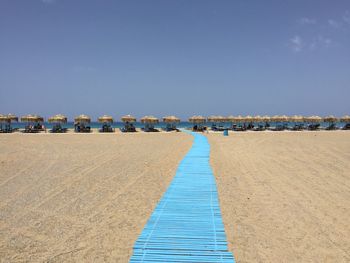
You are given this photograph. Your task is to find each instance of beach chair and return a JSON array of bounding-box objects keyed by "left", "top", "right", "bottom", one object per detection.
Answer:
[
  {"left": 325, "top": 123, "right": 338, "bottom": 130},
  {"left": 99, "top": 123, "right": 114, "bottom": 132},
  {"left": 23, "top": 125, "right": 39, "bottom": 133},
  {"left": 307, "top": 123, "right": 320, "bottom": 130},
  {"left": 121, "top": 122, "right": 137, "bottom": 132},
  {"left": 342, "top": 123, "right": 350, "bottom": 130},
  {"left": 269, "top": 124, "right": 285, "bottom": 131},
  {"left": 50, "top": 124, "right": 67, "bottom": 133},
  {"left": 253, "top": 124, "right": 266, "bottom": 131}
]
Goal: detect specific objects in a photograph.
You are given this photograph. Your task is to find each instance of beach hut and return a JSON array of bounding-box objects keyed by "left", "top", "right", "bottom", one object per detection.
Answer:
[
  {"left": 48, "top": 114, "right": 68, "bottom": 133},
  {"left": 21, "top": 114, "right": 44, "bottom": 133},
  {"left": 98, "top": 115, "right": 114, "bottom": 132},
  {"left": 121, "top": 115, "right": 137, "bottom": 132},
  {"left": 141, "top": 116, "right": 159, "bottom": 132},
  {"left": 189, "top": 115, "right": 206, "bottom": 131},
  {"left": 163, "top": 116, "right": 180, "bottom": 131},
  {"left": 74, "top": 114, "right": 91, "bottom": 133},
  {"left": 323, "top": 115, "right": 338, "bottom": 130},
  {"left": 340, "top": 115, "right": 350, "bottom": 130}
]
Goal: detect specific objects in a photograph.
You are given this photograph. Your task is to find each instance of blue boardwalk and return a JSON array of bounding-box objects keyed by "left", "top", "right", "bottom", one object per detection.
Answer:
[{"left": 130, "top": 132, "right": 235, "bottom": 262}]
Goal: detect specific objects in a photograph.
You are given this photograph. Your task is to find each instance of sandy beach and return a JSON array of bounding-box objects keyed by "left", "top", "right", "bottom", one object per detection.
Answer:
[
  {"left": 0, "top": 133, "right": 192, "bottom": 262},
  {"left": 1, "top": 131, "right": 350, "bottom": 262},
  {"left": 209, "top": 131, "right": 350, "bottom": 263}
]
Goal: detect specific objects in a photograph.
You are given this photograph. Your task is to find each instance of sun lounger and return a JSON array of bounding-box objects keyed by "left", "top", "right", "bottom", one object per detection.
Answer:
[
  {"left": 253, "top": 125, "right": 266, "bottom": 131},
  {"left": 268, "top": 124, "right": 285, "bottom": 131},
  {"left": 289, "top": 124, "right": 305, "bottom": 131},
  {"left": 99, "top": 124, "right": 114, "bottom": 132},
  {"left": 342, "top": 123, "right": 350, "bottom": 130},
  {"left": 232, "top": 125, "right": 247, "bottom": 131},
  {"left": 23, "top": 125, "right": 40, "bottom": 133},
  {"left": 50, "top": 124, "right": 67, "bottom": 133},
  {"left": 325, "top": 123, "right": 338, "bottom": 130},
  {"left": 307, "top": 123, "right": 320, "bottom": 130}
]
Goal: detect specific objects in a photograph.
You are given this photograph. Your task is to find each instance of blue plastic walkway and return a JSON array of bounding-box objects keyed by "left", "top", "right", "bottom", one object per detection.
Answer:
[{"left": 130, "top": 132, "right": 235, "bottom": 262}]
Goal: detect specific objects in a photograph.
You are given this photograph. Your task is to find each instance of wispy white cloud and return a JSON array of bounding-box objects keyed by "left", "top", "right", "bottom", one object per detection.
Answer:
[
  {"left": 328, "top": 19, "right": 341, "bottom": 28},
  {"left": 309, "top": 36, "right": 333, "bottom": 50},
  {"left": 298, "top": 17, "right": 316, "bottom": 25},
  {"left": 290, "top": 35, "right": 303, "bottom": 52}
]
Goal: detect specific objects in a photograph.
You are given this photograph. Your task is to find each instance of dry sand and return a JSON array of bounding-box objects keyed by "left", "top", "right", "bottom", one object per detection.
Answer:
[
  {"left": 209, "top": 131, "right": 350, "bottom": 263},
  {"left": 0, "top": 133, "right": 192, "bottom": 262}
]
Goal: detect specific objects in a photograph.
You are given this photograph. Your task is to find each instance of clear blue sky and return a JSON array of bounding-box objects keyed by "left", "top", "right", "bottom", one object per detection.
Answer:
[{"left": 1, "top": 0, "right": 349, "bottom": 120}]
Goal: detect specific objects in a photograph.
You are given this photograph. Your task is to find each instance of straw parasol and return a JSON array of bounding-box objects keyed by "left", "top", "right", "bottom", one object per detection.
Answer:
[
  {"left": 74, "top": 114, "right": 91, "bottom": 123},
  {"left": 305, "top": 115, "right": 322, "bottom": 123},
  {"left": 228, "top": 115, "right": 244, "bottom": 123},
  {"left": 189, "top": 115, "right": 206, "bottom": 123},
  {"left": 140, "top": 116, "right": 159, "bottom": 123},
  {"left": 98, "top": 115, "right": 114, "bottom": 123},
  {"left": 279, "top": 115, "right": 289, "bottom": 122},
  {"left": 21, "top": 114, "right": 43, "bottom": 122},
  {"left": 261, "top": 115, "right": 271, "bottom": 122},
  {"left": 0, "top": 114, "right": 7, "bottom": 122},
  {"left": 271, "top": 115, "right": 281, "bottom": 122},
  {"left": 6, "top": 114, "right": 18, "bottom": 122},
  {"left": 323, "top": 115, "right": 338, "bottom": 123},
  {"left": 121, "top": 115, "right": 136, "bottom": 122},
  {"left": 208, "top": 115, "right": 226, "bottom": 122},
  {"left": 163, "top": 116, "right": 180, "bottom": 123},
  {"left": 289, "top": 115, "right": 303, "bottom": 122},
  {"left": 340, "top": 115, "right": 350, "bottom": 123},
  {"left": 243, "top": 115, "right": 253, "bottom": 123},
  {"left": 48, "top": 114, "right": 67, "bottom": 123},
  {"left": 253, "top": 115, "right": 262, "bottom": 123}
]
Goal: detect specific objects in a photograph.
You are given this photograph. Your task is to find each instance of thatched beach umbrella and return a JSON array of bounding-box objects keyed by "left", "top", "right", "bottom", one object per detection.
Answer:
[
  {"left": 208, "top": 115, "right": 226, "bottom": 123},
  {"left": 261, "top": 115, "right": 271, "bottom": 122},
  {"left": 74, "top": 114, "right": 91, "bottom": 123},
  {"left": 207, "top": 115, "right": 218, "bottom": 122},
  {"left": 340, "top": 115, "right": 350, "bottom": 123},
  {"left": 271, "top": 115, "right": 280, "bottom": 123},
  {"left": 48, "top": 114, "right": 67, "bottom": 123},
  {"left": 323, "top": 115, "right": 338, "bottom": 123},
  {"left": 6, "top": 114, "right": 18, "bottom": 122},
  {"left": 229, "top": 115, "right": 244, "bottom": 123},
  {"left": 121, "top": 115, "right": 136, "bottom": 123},
  {"left": 305, "top": 115, "right": 322, "bottom": 123},
  {"left": 21, "top": 114, "right": 43, "bottom": 123},
  {"left": 243, "top": 115, "right": 253, "bottom": 123},
  {"left": 279, "top": 115, "right": 289, "bottom": 122},
  {"left": 98, "top": 115, "right": 113, "bottom": 123},
  {"left": 290, "top": 115, "right": 303, "bottom": 122},
  {"left": 140, "top": 116, "right": 159, "bottom": 123},
  {"left": 0, "top": 114, "right": 7, "bottom": 122},
  {"left": 163, "top": 116, "right": 180, "bottom": 123},
  {"left": 253, "top": 115, "right": 262, "bottom": 123},
  {"left": 189, "top": 115, "right": 206, "bottom": 123}
]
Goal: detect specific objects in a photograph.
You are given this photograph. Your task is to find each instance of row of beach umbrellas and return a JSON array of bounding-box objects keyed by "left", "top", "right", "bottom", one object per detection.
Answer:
[
  {"left": 190, "top": 115, "right": 350, "bottom": 123},
  {"left": 1, "top": 114, "right": 350, "bottom": 124}
]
